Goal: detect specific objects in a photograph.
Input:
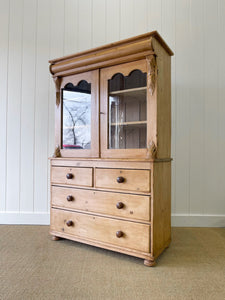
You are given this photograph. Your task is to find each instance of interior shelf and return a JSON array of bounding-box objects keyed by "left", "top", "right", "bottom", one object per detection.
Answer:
[
  {"left": 110, "top": 121, "right": 147, "bottom": 127},
  {"left": 109, "top": 87, "right": 147, "bottom": 97}
]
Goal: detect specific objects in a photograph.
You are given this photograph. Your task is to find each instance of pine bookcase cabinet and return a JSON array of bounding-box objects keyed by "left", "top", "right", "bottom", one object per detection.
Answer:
[{"left": 49, "top": 31, "right": 173, "bottom": 266}]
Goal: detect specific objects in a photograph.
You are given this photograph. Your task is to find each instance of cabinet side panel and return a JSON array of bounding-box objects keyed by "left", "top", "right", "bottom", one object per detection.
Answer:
[
  {"left": 152, "top": 162, "right": 171, "bottom": 257},
  {"left": 153, "top": 38, "right": 171, "bottom": 158}
]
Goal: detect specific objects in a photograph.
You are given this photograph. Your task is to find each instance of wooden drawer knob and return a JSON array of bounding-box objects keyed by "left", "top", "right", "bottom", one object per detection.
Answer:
[
  {"left": 66, "top": 220, "right": 73, "bottom": 227},
  {"left": 117, "top": 176, "right": 125, "bottom": 183},
  {"left": 116, "top": 231, "right": 123, "bottom": 238},
  {"left": 66, "top": 173, "right": 73, "bottom": 179},
  {"left": 67, "top": 195, "right": 74, "bottom": 202},
  {"left": 116, "top": 202, "right": 124, "bottom": 209}
]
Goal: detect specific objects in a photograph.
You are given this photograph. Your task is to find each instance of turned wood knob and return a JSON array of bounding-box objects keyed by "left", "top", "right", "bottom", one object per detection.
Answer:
[
  {"left": 116, "top": 202, "right": 124, "bottom": 209},
  {"left": 116, "top": 231, "right": 123, "bottom": 238},
  {"left": 66, "top": 173, "right": 73, "bottom": 179},
  {"left": 117, "top": 176, "right": 125, "bottom": 183},
  {"left": 66, "top": 220, "right": 73, "bottom": 227},
  {"left": 67, "top": 195, "right": 74, "bottom": 202}
]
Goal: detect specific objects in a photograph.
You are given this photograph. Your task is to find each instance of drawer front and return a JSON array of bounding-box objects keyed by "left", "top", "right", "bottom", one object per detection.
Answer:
[
  {"left": 95, "top": 168, "right": 151, "bottom": 192},
  {"left": 51, "top": 208, "right": 150, "bottom": 252},
  {"left": 51, "top": 167, "right": 93, "bottom": 187},
  {"left": 51, "top": 186, "right": 150, "bottom": 221}
]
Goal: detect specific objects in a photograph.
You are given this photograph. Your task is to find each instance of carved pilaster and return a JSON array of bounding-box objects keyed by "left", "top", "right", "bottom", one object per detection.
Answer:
[
  {"left": 53, "top": 77, "right": 62, "bottom": 107},
  {"left": 146, "top": 55, "right": 156, "bottom": 96},
  {"left": 148, "top": 141, "right": 157, "bottom": 159},
  {"left": 53, "top": 145, "right": 61, "bottom": 158}
]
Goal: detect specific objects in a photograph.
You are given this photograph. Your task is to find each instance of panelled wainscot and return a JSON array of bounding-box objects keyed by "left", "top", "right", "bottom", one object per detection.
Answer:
[{"left": 49, "top": 31, "right": 173, "bottom": 266}]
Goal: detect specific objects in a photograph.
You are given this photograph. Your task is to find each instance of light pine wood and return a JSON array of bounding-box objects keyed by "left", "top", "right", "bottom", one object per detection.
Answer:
[
  {"left": 49, "top": 31, "right": 173, "bottom": 76},
  {"left": 152, "top": 38, "right": 171, "bottom": 158},
  {"left": 151, "top": 161, "right": 171, "bottom": 258},
  {"left": 51, "top": 208, "right": 150, "bottom": 253},
  {"left": 52, "top": 51, "right": 153, "bottom": 78},
  {"left": 49, "top": 31, "right": 173, "bottom": 63},
  {"left": 144, "top": 259, "right": 156, "bottom": 267},
  {"left": 50, "top": 32, "right": 172, "bottom": 266},
  {"left": 51, "top": 39, "right": 153, "bottom": 75},
  {"left": 52, "top": 184, "right": 150, "bottom": 196},
  {"left": 50, "top": 158, "right": 172, "bottom": 166},
  {"left": 146, "top": 54, "right": 157, "bottom": 160},
  {"left": 50, "top": 229, "right": 155, "bottom": 261},
  {"left": 52, "top": 186, "right": 151, "bottom": 221},
  {"left": 95, "top": 168, "right": 151, "bottom": 193},
  {"left": 51, "top": 167, "right": 93, "bottom": 187}
]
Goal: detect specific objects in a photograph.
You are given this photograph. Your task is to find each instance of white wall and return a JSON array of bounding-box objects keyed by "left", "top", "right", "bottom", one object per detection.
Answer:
[{"left": 0, "top": 0, "right": 225, "bottom": 226}]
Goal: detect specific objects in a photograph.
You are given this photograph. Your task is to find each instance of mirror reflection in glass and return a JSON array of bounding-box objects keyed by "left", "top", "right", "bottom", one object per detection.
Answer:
[{"left": 62, "top": 81, "right": 91, "bottom": 150}]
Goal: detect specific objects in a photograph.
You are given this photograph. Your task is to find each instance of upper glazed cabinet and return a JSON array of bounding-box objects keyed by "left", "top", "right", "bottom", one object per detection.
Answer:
[{"left": 50, "top": 31, "right": 173, "bottom": 159}]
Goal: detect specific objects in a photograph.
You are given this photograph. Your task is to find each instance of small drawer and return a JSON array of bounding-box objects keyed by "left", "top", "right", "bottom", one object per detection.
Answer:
[
  {"left": 51, "top": 186, "right": 151, "bottom": 221},
  {"left": 51, "top": 167, "right": 93, "bottom": 187},
  {"left": 51, "top": 208, "right": 150, "bottom": 252},
  {"left": 95, "top": 168, "right": 151, "bottom": 193}
]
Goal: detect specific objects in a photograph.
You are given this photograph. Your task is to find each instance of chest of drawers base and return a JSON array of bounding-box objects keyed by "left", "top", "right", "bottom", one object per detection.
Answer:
[{"left": 50, "top": 159, "right": 171, "bottom": 266}]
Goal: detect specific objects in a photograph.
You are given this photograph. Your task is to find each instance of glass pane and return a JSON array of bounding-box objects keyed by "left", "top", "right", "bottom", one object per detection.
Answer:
[
  {"left": 62, "top": 80, "right": 91, "bottom": 150},
  {"left": 108, "top": 70, "right": 147, "bottom": 149}
]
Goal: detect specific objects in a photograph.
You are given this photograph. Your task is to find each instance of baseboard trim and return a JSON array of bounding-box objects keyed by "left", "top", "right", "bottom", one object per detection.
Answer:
[
  {"left": 172, "top": 214, "right": 225, "bottom": 227},
  {"left": 0, "top": 212, "right": 50, "bottom": 225},
  {"left": 0, "top": 212, "right": 224, "bottom": 227}
]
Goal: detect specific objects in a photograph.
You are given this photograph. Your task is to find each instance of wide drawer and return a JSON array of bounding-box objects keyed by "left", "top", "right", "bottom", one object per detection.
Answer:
[
  {"left": 51, "top": 186, "right": 151, "bottom": 221},
  {"left": 95, "top": 168, "right": 151, "bottom": 192},
  {"left": 51, "top": 208, "right": 150, "bottom": 252},
  {"left": 51, "top": 167, "right": 93, "bottom": 187}
]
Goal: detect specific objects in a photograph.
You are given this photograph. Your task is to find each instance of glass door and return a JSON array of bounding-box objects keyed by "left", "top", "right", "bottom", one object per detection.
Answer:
[
  {"left": 108, "top": 70, "right": 147, "bottom": 149},
  {"left": 100, "top": 60, "right": 150, "bottom": 158},
  {"left": 56, "top": 70, "right": 99, "bottom": 157}
]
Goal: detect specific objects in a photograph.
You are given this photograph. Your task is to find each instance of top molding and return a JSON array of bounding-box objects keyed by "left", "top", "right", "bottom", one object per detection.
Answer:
[{"left": 49, "top": 31, "right": 173, "bottom": 78}]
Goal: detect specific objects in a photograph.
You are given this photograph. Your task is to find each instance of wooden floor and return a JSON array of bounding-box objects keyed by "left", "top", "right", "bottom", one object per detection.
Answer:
[{"left": 0, "top": 226, "right": 225, "bottom": 300}]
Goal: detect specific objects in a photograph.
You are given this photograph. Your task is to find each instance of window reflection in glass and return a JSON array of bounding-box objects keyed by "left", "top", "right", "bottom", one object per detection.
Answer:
[{"left": 62, "top": 81, "right": 91, "bottom": 150}]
